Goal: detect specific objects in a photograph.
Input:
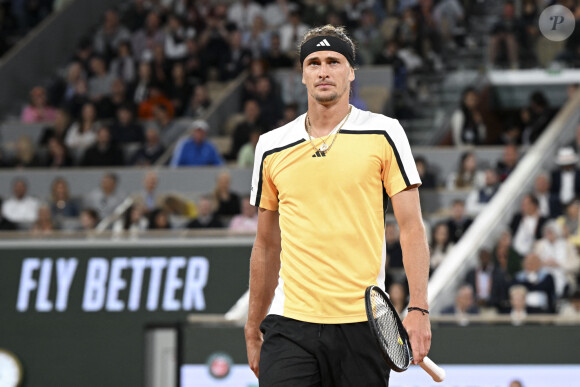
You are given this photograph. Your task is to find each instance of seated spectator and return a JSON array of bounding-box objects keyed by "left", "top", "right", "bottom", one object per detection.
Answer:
[
  {"left": 186, "top": 196, "right": 224, "bottom": 229},
  {"left": 353, "top": 8, "right": 383, "bottom": 65},
  {"left": 388, "top": 282, "right": 408, "bottom": 317},
  {"left": 465, "top": 168, "right": 500, "bottom": 216},
  {"left": 220, "top": 29, "right": 252, "bottom": 81},
  {"left": 432, "top": 0, "right": 465, "bottom": 50},
  {"left": 183, "top": 37, "right": 208, "bottom": 84},
  {"left": 520, "top": 91, "right": 553, "bottom": 145},
  {"left": 0, "top": 199, "right": 17, "bottom": 230},
  {"left": 113, "top": 203, "right": 149, "bottom": 233},
  {"left": 129, "top": 126, "right": 166, "bottom": 166},
  {"left": 44, "top": 138, "right": 73, "bottom": 168},
  {"left": 12, "top": 135, "right": 41, "bottom": 168},
  {"left": 229, "top": 196, "right": 258, "bottom": 233},
  {"left": 533, "top": 172, "right": 557, "bottom": 218},
  {"left": 65, "top": 78, "right": 91, "bottom": 120},
  {"left": 1, "top": 178, "right": 40, "bottom": 225},
  {"left": 134, "top": 170, "right": 160, "bottom": 212},
  {"left": 264, "top": 33, "right": 293, "bottom": 69},
  {"left": 280, "top": 59, "right": 308, "bottom": 115},
  {"left": 496, "top": 143, "right": 519, "bottom": 182},
  {"left": 429, "top": 222, "right": 453, "bottom": 271},
  {"left": 83, "top": 172, "right": 126, "bottom": 219},
  {"left": 227, "top": 99, "right": 263, "bottom": 160},
  {"left": 441, "top": 284, "right": 479, "bottom": 325},
  {"left": 446, "top": 199, "right": 472, "bottom": 243},
  {"left": 131, "top": 11, "right": 165, "bottom": 62},
  {"left": 465, "top": 249, "right": 509, "bottom": 310},
  {"left": 88, "top": 56, "right": 116, "bottom": 102},
  {"left": 79, "top": 208, "right": 100, "bottom": 231},
  {"left": 164, "top": 13, "right": 195, "bottom": 61},
  {"left": 109, "top": 104, "right": 145, "bottom": 144},
  {"left": 506, "top": 284, "right": 530, "bottom": 325},
  {"left": 49, "top": 61, "right": 85, "bottom": 108},
  {"left": 184, "top": 84, "right": 211, "bottom": 119},
  {"left": 550, "top": 147, "right": 580, "bottom": 216},
  {"left": 385, "top": 222, "right": 403, "bottom": 270},
  {"left": 109, "top": 41, "right": 136, "bottom": 85},
  {"left": 253, "top": 76, "right": 283, "bottom": 131},
  {"left": 148, "top": 208, "right": 172, "bottom": 230},
  {"left": 559, "top": 290, "right": 580, "bottom": 318},
  {"left": 31, "top": 205, "right": 56, "bottom": 236},
  {"left": 122, "top": 0, "right": 149, "bottom": 33},
  {"left": 92, "top": 9, "right": 131, "bottom": 60},
  {"left": 446, "top": 151, "right": 485, "bottom": 190},
  {"left": 558, "top": 200, "right": 580, "bottom": 244},
  {"left": 64, "top": 102, "right": 99, "bottom": 159},
  {"left": 238, "top": 129, "right": 260, "bottom": 168},
  {"left": 374, "top": 40, "right": 407, "bottom": 92},
  {"left": 132, "top": 61, "right": 153, "bottom": 104},
  {"left": 414, "top": 156, "right": 437, "bottom": 189},
  {"left": 303, "top": 0, "right": 335, "bottom": 28},
  {"left": 38, "top": 109, "right": 71, "bottom": 146},
  {"left": 161, "top": 194, "right": 198, "bottom": 220},
  {"left": 81, "top": 126, "right": 125, "bottom": 167},
  {"left": 170, "top": 120, "right": 224, "bottom": 167},
  {"left": 138, "top": 84, "right": 174, "bottom": 120},
  {"left": 279, "top": 9, "right": 308, "bottom": 55},
  {"left": 534, "top": 221, "right": 580, "bottom": 297},
  {"left": 152, "top": 104, "right": 185, "bottom": 146},
  {"left": 97, "top": 78, "right": 133, "bottom": 120},
  {"left": 212, "top": 171, "right": 241, "bottom": 217},
  {"left": 49, "top": 177, "right": 80, "bottom": 219},
  {"left": 21, "top": 86, "right": 57, "bottom": 123},
  {"left": 166, "top": 62, "right": 193, "bottom": 116},
  {"left": 150, "top": 43, "right": 170, "bottom": 89},
  {"left": 513, "top": 252, "right": 556, "bottom": 313},
  {"left": 488, "top": 2, "right": 523, "bottom": 69},
  {"left": 277, "top": 103, "right": 298, "bottom": 127},
  {"left": 242, "top": 15, "right": 271, "bottom": 59},
  {"left": 510, "top": 193, "right": 547, "bottom": 261},
  {"left": 451, "top": 87, "right": 486, "bottom": 146}
]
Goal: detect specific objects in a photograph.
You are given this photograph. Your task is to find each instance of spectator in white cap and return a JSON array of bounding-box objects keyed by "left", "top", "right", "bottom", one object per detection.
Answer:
[
  {"left": 170, "top": 120, "right": 224, "bottom": 167},
  {"left": 550, "top": 147, "right": 580, "bottom": 216}
]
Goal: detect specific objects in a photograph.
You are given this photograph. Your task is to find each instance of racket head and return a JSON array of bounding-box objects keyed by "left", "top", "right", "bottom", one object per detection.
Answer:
[{"left": 365, "top": 285, "right": 412, "bottom": 372}]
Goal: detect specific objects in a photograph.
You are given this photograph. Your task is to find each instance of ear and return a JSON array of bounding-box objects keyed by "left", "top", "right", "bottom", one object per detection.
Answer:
[
  {"left": 302, "top": 72, "right": 306, "bottom": 85},
  {"left": 348, "top": 66, "right": 355, "bottom": 82}
]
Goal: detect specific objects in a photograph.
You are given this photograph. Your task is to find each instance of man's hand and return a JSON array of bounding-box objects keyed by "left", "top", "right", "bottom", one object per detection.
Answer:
[
  {"left": 402, "top": 311, "right": 431, "bottom": 365},
  {"left": 245, "top": 325, "right": 263, "bottom": 378}
]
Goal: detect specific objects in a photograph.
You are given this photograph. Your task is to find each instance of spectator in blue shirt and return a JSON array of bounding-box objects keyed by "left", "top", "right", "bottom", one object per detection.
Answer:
[{"left": 170, "top": 120, "right": 224, "bottom": 167}]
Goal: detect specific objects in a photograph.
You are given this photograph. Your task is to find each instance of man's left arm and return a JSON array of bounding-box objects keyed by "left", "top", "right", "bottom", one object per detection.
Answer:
[{"left": 391, "top": 187, "right": 431, "bottom": 364}]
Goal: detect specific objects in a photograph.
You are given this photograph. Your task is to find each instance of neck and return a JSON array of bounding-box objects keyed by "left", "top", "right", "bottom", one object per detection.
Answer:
[{"left": 306, "top": 101, "right": 351, "bottom": 137}]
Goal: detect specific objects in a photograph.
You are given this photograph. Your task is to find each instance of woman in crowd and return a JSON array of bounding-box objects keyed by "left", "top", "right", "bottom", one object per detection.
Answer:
[
  {"left": 64, "top": 102, "right": 99, "bottom": 160},
  {"left": 446, "top": 151, "right": 485, "bottom": 190},
  {"left": 451, "top": 86, "right": 486, "bottom": 145}
]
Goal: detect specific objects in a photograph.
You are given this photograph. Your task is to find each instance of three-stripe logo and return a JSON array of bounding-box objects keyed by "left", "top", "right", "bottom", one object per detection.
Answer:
[
  {"left": 316, "top": 39, "right": 331, "bottom": 47},
  {"left": 312, "top": 151, "right": 326, "bottom": 157}
]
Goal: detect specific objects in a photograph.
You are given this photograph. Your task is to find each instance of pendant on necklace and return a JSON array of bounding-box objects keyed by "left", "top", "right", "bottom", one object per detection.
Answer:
[{"left": 320, "top": 143, "right": 328, "bottom": 152}]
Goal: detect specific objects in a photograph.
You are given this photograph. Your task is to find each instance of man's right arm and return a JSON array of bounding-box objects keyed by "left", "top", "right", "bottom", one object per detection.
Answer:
[{"left": 245, "top": 207, "right": 281, "bottom": 378}]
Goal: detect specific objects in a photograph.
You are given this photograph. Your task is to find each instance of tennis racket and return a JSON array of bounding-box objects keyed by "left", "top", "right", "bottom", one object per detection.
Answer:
[{"left": 365, "top": 285, "right": 445, "bottom": 382}]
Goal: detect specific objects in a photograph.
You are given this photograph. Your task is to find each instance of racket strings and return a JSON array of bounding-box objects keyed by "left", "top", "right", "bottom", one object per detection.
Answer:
[{"left": 371, "top": 290, "right": 411, "bottom": 370}]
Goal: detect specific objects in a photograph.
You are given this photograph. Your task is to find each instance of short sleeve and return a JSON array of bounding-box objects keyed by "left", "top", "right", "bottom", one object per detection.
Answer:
[{"left": 249, "top": 137, "right": 279, "bottom": 210}]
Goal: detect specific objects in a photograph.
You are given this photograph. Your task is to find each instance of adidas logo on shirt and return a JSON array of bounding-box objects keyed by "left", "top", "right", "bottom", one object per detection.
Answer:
[
  {"left": 316, "top": 39, "right": 331, "bottom": 47},
  {"left": 312, "top": 151, "right": 326, "bottom": 158}
]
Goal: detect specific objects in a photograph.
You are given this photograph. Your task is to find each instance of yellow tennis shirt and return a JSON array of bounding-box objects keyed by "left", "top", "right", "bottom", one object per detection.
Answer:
[{"left": 250, "top": 106, "right": 421, "bottom": 324}]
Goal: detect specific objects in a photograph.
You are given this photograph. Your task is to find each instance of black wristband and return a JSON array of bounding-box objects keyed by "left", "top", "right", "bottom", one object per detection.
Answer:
[{"left": 407, "top": 306, "right": 430, "bottom": 315}]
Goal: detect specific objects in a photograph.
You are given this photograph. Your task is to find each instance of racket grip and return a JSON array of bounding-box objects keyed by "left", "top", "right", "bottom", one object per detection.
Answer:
[{"left": 419, "top": 356, "right": 445, "bottom": 382}]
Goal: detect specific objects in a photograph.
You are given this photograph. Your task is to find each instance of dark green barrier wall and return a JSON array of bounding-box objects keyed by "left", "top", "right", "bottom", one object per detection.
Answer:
[{"left": 0, "top": 242, "right": 252, "bottom": 387}]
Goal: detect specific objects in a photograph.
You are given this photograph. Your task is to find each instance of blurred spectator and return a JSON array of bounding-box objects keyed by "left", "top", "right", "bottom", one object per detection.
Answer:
[
  {"left": 506, "top": 285, "right": 529, "bottom": 325},
  {"left": 510, "top": 193, "right": 547, "bottom": 259},
  {"left": 148, "top": 208, "right": 172, "bottom": 229},
  {"left": 432, "top": 0, "right": 465, "bottom": 50},
  {"left": 242, "top": 15, "right": 270, "bottom": 59},
  {"left": 2, "top": 178, "right": 39, "bottom": 225},
  {"left": 31, "top": 205, "right": 56, "bottom": 236},
  {"left": 164, "top": 13, "right": 195, "bottom": 61},
  {"left": 212, "top": 171, "right": 241, "bottom": 217},
  {"left": 465, "top": 249, "right": 509, "bottom": 310},
  {"left": 109, "top": 104, "right": 145, "bottom": 144},
  {"left": 83, "top": 172, "right": 125, "bottom": 219},
  {"left": 12, "top": 136, "right": 41, "bottom": 168},
  {"left": 451, "top": 87, "right": 485, "bottom": 146},
  {"left": 138, "top": 84, "right": 174, "bottom": 120},
  {"left": 132, "top": 61, "right": 153, "bottom": 104},
  {"left": 520, "top": 91, "right": 552, "bottom": 145},
  {"left": 446, "top": 199, "right": 472, "bottom": 243},
  {"left": 49, "top": 177, "right": 80, "bottom": 219},
  {"left": 186, "top": 196, "right": 224, "bottom": 229},
  {"left": 70, "top": 38, "right": 93, "bottom": 74},
  {"left": 229, "top": 196, "right": 258, "bottom": 233},
  {"left": 253, "top": 76, "right": 283, "bottom": 131},
  {"left": 152, "top": 104, "right": 185, "bottom": 145},
  {"left": 446, "top": 151, "right": 485, "bottom": 190},
  {"left": 353, "top": 8, "right": 383, "bottom": 65},
  {"left": 280, "top": 59, "right": 308, "bottom": 114},
  {"left": 414, "top": 156, "right": 437, "bottom": 189},
  {"left": 496, "top": 143, "right": 519, "bottom": 182},
  {"left": 198, "top": 4, "right": 230, "bottom": 72},
  {"left": 385, "top": 222, "right": 403, "bottom": 269},
  {"left": 81, "top": 126, "right": 125, "bottom": 167},
  {"left": 374, "top": 40, "right": 407, "bottom": 92},
  {"left": 303, "top": 0, "right": 335, "bottom": 30},
  {"left": 550, "top": 147, "right": 580, "bottom": 216},
  {"left": 64, "top": 102, "right": 99, "bottom": 158},
  {"left": 133, "top": 170, "right": 159, "bottom": 212},
  {"left": 109, "top": 41, "right": 136, "bottom": 84},
  {"left": 97, "top": 78, "right": 132, "bottom": 120},
  {"left": 44, "top": 138, "right": 73, "bottom": 168},
  {"left": 166, "top": 62, "right": 193, "bottom": 116},
  {"left": 493, "top": 228, "right": 521, "bottom": 278},
  {"left": 151, "top": 43, "right": 170, "bottom": 88},
  {"left": 429, "top": 222, "right": 453, "bottom": 271},
  {"left": 465, "top": 168, "right": 500, "bottom": 216},
  {"left": 441, "top": 284, "right": 479, "bottom": 324},
  {"left": 559, "top": 290, "right": 580, "bottom": 318},
  {"left": 79, "top": 208, "right": 100, "bottom": 231},
  {"left": 279, "top": 9, "right": 308, "bottom": 54},
  {"left": 38, "top": 108, "right": 70, "bottom": 146},
  {"left": 532, "top": 172, "right": 555, "bottom": 219},
  {"left": 122, "top": 0, "right": 149, "bottom": 32},
  {"left": 184, "top": 37, "right": 208, "bottom": 83},
  {"left": 21, "top": 86, "right": 57, "bottom": 123},
  {"left": 49, "top": 61, "right": 85, "bottom": 108},
  {"left": 130, "top": 126, "right": 165, "bottom": 166},
  {"left": 88, "top": 56, "right": 115, "bottom": 101},
  {"left": 162, "top": 194, "right": 198, "bottom": 220},
  {"left": 220, "top": 29, "right": 252, "bottom": 81},
  {"left": 557, "top": 199, "right": 580, "bottom": 242},
  {"left": 0, "top": 199, "right": 17, "bottom": 230},
  {"left": 227, "top": 0, "right": 263, "bottom": 32},
  {"left": 238, "top": 129, "right": 260, "bottom": 168},
  {"left": 227, "top": 99, "right": 262, "bottom": 160},
  {"left": 513, "top": 252, "right": 556, "bottom": 313},
  {"left": 277, "top": 103, "right": 298, "bottom": 127},
  {"left": 264, "top": 0, "right": 292, "bottom": 30},
  {"left": 387, "top": 282, "right": 408, "bottom": 317},
  {"left": 65, "top": 78, "right": 90, "bottom": 120},
  {"left": 264, "top": 33, "right": 293, "bottom": 69},
  {"left": 170, "top": 120, "right": 223, "bottom": 167},
  {"left": 113, "top": 202, "right": 149, "bottom": 233},
  {"left": 131, "top": 11, "right": 165, "bottom": 62},
  {"left": 93, "top": 9, "right": 131, "bottom": 60},
  {"left": 184, "top": 84, "right": 211, "bottom": 119},
  {"left": 534, "top": 221, "right": 580, "bottom": 298},
  {"left": 488, "top": 2, "right": 523, "bottom": 69}
]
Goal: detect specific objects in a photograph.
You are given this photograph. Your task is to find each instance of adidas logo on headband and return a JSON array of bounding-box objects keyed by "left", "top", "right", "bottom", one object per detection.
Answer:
[{"left": 316, "top": 39, "right": 331, "bottom": 47}]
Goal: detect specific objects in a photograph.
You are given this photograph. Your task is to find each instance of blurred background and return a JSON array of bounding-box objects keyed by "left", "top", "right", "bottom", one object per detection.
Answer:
[{"left": 0, "top": 0, "right": 579, "bottom": 386}]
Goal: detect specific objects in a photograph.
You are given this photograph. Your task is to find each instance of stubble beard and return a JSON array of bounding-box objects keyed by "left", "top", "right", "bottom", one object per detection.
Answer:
[{"left": 312, "top": 83, "right": 349, "bottom": 104}]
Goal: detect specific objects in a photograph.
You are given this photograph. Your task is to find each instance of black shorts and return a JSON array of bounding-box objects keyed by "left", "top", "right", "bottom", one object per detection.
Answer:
[{"left": 259, "top": 314, "right": 391, "bottom": 387}]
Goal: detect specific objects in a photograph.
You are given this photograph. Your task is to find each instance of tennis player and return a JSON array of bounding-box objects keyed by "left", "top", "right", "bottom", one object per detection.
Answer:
[{"left": 245, "top": 25, "right": 431, "bottom": 386}]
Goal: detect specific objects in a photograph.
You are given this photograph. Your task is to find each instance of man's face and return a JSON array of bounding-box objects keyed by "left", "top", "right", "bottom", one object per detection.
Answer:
[
  {"left": 302, "top": 50, "right": 354, "bottom": 106},
  {"left": 13, "top": 181, "right": 27, "bottom": 199}
]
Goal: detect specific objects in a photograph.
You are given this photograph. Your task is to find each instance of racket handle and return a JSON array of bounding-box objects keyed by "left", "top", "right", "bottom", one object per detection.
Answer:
[{"left": 419, "top": 356, "right": 446, "bottom": 382}]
